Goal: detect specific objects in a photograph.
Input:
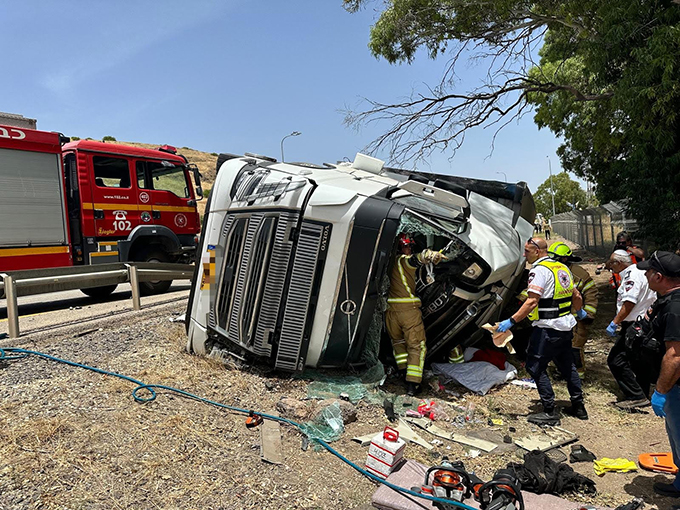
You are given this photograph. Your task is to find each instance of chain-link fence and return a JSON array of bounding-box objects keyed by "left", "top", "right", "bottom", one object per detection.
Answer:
[{"left": 550, "top": 201, "right": 639, "bottom": 257}]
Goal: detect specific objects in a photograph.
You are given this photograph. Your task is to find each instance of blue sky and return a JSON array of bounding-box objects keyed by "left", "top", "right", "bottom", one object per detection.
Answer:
[{"left": 1, "top": 1, "right": 568, "bottom": 193}]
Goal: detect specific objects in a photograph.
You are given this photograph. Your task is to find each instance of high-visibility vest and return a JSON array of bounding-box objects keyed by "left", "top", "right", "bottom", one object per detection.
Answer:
[{"left": 527, "top": 259, "right": 575, "bottom": 321}]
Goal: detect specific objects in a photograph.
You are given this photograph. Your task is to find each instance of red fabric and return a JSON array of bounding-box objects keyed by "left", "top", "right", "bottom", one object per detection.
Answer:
[{"left": 470, "top": 348, "right": 507, "bottom": 370}]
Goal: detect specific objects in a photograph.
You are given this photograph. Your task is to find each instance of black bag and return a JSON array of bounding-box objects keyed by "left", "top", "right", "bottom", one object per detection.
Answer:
[{"left": 624, "top": 313, "right": 664, "bottom": 379}]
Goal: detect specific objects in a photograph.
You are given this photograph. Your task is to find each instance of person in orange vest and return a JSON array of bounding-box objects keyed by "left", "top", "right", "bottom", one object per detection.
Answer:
[
  {"left": 386, "top": 233, "right": 446, "bottom": 396},
  {"left": 609, "top": 232, "right": 645, "bottom": 290}
]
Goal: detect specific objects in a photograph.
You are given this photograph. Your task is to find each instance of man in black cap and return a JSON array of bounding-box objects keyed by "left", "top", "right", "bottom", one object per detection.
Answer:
[{"left": 636, "top": 251, "right": 680, "bottom": 498}]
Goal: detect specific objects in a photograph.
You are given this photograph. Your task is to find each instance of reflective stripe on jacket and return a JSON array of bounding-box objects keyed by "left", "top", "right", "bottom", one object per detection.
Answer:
[{"left": 527, "top": 259, "right": 575, "bottom": 321}]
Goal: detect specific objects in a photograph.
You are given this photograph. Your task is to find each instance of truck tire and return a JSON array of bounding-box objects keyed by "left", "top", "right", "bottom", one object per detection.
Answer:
[
  {"left": 139, "top": 249, "right": 172, "bottom": 295},
  {"left": 81, "top": 285, "right": 118, "bottom": 299}
]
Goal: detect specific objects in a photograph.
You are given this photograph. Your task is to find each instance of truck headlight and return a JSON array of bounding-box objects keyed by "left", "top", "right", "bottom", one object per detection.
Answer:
[{"left": 463, "top": 262, "right": 483, "bottom": 280}]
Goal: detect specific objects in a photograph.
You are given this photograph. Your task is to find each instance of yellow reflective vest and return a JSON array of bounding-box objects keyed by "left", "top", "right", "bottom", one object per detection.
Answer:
[{"left": 527, "top": 259, "right": 575, "bottom": 321}]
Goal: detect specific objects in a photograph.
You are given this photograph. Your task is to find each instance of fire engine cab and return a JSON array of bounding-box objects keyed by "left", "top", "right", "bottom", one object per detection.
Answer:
[{"left": 0, "top": 124, "right": 202, "bottom": 296}]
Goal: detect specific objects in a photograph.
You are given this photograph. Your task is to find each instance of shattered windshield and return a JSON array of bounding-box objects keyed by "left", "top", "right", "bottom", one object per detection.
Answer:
[{"left": 393, "top": 195, "right": 465, "bottom": 233}]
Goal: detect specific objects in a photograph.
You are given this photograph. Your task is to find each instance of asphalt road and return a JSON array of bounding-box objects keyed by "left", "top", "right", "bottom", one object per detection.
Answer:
[{"left": 0, "top": 282, "right": 191, "bottom": 337}]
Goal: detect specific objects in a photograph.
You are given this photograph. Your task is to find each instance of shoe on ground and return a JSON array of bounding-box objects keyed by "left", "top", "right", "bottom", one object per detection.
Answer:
[
  {"left": 406, "top": 382, "right": 420, "bottom": 396},
  {"left": 614, "top": 398, "right": 651, "bottom": 410},
  {"left": 527, "top": 410, "right": 561, "bottom": 426},
  {"left": 653, "top": 481, "right": 680, "bottom": 497},
  {"left": 564, "top": 402, "right": 589, "bottom": 420}
]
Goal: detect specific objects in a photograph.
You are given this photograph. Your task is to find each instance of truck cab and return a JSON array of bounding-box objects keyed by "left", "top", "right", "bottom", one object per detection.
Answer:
[
  {"left": 62, "top": 140, "right": 202, "bottom": 293},
  {"left": 186, "top": 153, "right": 535, "bottom": 371}
]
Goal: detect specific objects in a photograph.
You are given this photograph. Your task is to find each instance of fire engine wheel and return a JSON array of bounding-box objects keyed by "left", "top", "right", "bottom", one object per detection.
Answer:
[
  {"left": 81, "top": 285, "right": 118, "bottom": 299},
  {"left": 139, "top": 249, "right": 172, "bottom": 295}
]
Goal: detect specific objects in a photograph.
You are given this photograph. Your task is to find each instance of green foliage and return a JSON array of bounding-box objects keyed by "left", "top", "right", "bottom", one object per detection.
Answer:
[
  {"left": 534, "top": 172, "right": 587, "bottom": 217},
  {"left": 70, "top": 136, "right": 80, "bottom": 141},
  {"left": 102, "top": 135, "right": 116, "bottom": 142},
  {"left": 344, "top": 0, "right": 680, "bottom": 244}
]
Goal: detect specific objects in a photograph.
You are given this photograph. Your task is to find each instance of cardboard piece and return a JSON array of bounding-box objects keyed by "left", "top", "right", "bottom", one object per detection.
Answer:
[
  {"left": 404, "top": 416, "right": 497, "bottom": 452},
  {"left": 260, "top": 412, "right": 283, "bottom": 465},
  {"left": 353, "top": 420, "right": 434, "bottom": 450},
  {"left": 481, "top": 323, "right": 516, "bottom": 354}
]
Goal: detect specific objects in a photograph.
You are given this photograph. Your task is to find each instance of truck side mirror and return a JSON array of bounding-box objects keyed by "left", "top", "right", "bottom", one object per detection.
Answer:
[{"left": 190, "top": 164, "right": 204, "bottom": 201}]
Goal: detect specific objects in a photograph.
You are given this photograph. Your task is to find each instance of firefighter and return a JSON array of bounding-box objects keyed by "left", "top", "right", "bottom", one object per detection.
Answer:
[
  {"left": 548, "top": 242, "right": 598, "bottom": 378},
  {"left": 386, "top": 233, "right": 446, "bottom": 395}
]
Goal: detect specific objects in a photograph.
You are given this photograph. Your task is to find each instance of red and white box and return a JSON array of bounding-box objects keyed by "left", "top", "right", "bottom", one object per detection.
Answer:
[{"left": 365, "top": 426, "right": 406, "bottom": 479}]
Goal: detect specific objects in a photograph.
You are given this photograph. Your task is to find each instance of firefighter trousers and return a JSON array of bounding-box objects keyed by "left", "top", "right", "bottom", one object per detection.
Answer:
[
  {"left": 572, "top": 320, "right": 589, "bottom": 372},
  {"left": 386, "top": 307, "right": 426, "bottom": 383}
]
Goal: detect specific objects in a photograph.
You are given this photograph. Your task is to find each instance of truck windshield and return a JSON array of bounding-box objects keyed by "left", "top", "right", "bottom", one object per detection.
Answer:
[{"left": 395, "top": 195, "right": 466, "bottom": 234}]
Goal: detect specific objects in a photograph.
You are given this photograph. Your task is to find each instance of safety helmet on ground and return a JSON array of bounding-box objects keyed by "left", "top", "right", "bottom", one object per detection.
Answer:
[
  {"left": 548, "top": 242, "right": 582, "bottom": 262},
  {"left": 398, "top": 233, "right": 415, "bottom": 249}
]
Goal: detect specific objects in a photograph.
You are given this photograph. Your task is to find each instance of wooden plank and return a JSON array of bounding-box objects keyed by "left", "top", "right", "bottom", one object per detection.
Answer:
[
  {"left": 260, "top": 412, "right": 283, "bottom": 465},
  {"left": 515, "top": 427, "right": 578, "bottom": 452}
]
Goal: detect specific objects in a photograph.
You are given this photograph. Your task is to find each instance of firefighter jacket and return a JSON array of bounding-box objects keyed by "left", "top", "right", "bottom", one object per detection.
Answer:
[
  {"left": 387, "top": 249, "right": 442, "bottom": 311},
  {"left": 526, "top": 259, "right": 575, "bottom": 322},
  {"left": 570, "top": 263, "right": 598, "bottom": 319}
]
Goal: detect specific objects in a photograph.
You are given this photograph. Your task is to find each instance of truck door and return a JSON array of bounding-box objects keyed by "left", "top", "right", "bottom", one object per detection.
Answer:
[
  {"left": 90, "top": 154, "right": 141, "bottom": 247},
  {"left": 135, "top": 159, "right": 198, "bottom": 235}
]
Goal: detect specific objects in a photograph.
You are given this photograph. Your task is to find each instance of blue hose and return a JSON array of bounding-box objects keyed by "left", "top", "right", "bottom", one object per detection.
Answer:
[{"left": 0, "top": 347, "right": 477, "bottom": 510}]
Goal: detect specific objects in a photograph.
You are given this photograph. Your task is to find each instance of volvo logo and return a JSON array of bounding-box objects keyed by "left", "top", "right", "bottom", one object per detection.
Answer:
[
  {"left": 320, "top": 225, "right": 330, "bottom": 252},
  {"left": 0, "top": 127, "right": 25, "bottom": 140},
  {"left": 340, "top": 299, "right": 357, "bottom": 315}
]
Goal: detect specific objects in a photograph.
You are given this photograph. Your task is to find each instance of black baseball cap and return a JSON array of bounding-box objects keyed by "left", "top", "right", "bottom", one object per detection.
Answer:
[{"left": 637, "top": 251, "right": 680, "bottom": 277}]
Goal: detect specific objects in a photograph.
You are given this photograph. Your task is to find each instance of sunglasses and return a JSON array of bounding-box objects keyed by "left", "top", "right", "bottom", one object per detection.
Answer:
[
  {"left": 652, "top": 251, "right": 667, "bottom": 275},
  {"left": 527, "top": 238, "right": 541, "bottom": 250}
]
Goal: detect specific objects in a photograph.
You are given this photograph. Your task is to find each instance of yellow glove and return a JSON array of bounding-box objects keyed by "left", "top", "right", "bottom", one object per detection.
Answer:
[
  {"left": 419, "top": 249, "right": 447, "bottom": 265},
  {"left": 593, "top": 458, "right": 637, "bottom": 476}
]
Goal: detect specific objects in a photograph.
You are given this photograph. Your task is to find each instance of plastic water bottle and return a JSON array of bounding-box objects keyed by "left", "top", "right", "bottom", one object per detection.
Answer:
[{"left": 465, "top": 402, "right": 475, "bottom": 422}]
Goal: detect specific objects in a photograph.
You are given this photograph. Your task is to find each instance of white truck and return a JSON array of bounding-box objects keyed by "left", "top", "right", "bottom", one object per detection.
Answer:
[{"left": 186, "top": 153, "right": 535, "bottom": 372}]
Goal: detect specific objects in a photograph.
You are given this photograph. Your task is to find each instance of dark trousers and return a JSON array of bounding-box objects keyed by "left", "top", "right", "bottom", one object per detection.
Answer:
[
  {"left": 607, "top": 322, "right": 652, "bottom": 401},
  {"left": 526, "top": 327, "right": 583, "bottom": 412}
]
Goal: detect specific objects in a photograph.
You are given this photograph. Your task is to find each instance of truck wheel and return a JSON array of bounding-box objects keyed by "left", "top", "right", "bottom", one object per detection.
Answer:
[
  {"left": 139, "top": 249, "right": 172, "bottom": 295},
  {"left": 81, "top": 285, "right": 118, "bottom": 299}
]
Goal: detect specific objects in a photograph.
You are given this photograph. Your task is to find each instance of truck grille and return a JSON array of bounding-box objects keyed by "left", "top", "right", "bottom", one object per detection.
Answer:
[{"left": 275, "top": 223, "right": 325, "bottom": 371}]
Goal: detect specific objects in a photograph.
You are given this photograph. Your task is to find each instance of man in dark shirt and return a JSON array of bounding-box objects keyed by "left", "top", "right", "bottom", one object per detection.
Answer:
[{"left": 637, "top": 251, "right": 680, "bottom": 498}]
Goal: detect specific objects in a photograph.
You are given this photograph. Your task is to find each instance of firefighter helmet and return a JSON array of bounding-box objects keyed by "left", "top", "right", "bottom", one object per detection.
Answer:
[
  {"left": 398, "top": 233, "right": 415, "bottom": 249},
  {"left": 548, "top": 242, "right": 582, "bottom": 262}
]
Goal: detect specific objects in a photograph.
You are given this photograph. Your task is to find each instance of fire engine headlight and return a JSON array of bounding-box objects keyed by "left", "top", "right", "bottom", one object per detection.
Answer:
[{"left": 463, "top": 262, "right": 483, "bottom": 281}]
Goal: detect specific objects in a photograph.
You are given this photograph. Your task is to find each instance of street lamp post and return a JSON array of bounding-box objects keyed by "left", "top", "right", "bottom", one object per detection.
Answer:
[
  {"left": 280, "top": 131, "right": 301, "bottom": 162},
  {"left": 547, "top": 156, "right": 556, "bottom": 217},
  {"left": 496, "top": 171, "right": 507, "bottom": 182}
]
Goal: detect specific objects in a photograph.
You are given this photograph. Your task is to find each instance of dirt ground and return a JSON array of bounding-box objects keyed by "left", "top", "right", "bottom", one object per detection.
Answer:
[{"left": 0, "top": 237, "right": 677, "bottom": 510}]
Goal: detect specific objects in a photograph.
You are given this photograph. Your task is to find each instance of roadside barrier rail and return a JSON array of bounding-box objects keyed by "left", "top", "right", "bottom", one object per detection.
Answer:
[{"left": 1, "top": 262, "right": 195, "bottom": 339}]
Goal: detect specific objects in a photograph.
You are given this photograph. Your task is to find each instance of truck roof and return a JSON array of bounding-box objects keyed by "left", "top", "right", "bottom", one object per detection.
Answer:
[
  {"left": 62, "top": 140, "right": 187, "bottom": 163},
  {"left": 0, "top": 123, "right": 62, "bottom": 154}
]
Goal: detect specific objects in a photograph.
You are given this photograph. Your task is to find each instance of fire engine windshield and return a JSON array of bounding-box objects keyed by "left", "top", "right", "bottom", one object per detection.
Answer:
[{"left": 137, "top": 160, "right": 191, "bottom": 198}]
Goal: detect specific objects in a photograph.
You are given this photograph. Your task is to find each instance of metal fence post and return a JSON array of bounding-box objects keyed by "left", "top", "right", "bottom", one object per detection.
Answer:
[
  {"left": 2, "top": 274, "right": 19, "bottom": 339},
  {"left": 125, "top": 264, "right": 141, "bottom": 311}
]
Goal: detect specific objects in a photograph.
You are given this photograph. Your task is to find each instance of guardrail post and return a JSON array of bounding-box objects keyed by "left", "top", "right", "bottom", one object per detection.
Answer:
[
  {"left": 2, "top": 274, "right": 20, "bottom": 339},
  {"left": 125, "top": 264, "right": 141, "bottom": 311}
]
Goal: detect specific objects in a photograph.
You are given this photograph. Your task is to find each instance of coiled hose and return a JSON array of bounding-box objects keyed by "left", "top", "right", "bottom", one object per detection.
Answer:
[{"left": 0, "top": 347, "right": 477, "bottom": 510}]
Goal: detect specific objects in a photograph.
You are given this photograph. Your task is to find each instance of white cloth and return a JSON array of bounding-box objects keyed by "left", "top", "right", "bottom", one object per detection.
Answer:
[
  {"left": 432, "top": 348, "right": 517, "bottom": 395},
  {"left": 616, "top": 264, "right": 657, "bottom": 322},
  {"left": 526, "top": 256, "right": 577, "bottom": 331}
]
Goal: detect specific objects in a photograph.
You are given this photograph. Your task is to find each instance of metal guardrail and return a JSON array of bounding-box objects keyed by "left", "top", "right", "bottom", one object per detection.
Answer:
[{"left": 1, "top": 262, "right": 195, "bottom": 339}]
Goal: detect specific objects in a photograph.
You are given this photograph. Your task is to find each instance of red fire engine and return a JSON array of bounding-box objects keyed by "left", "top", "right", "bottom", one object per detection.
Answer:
[{"left": 0, "top": 124, "right": 203, "bottom": 296}]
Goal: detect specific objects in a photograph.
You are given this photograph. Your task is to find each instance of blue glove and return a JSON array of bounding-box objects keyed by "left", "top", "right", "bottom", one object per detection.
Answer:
[
  {"left": 606, "top": 321, "right": 618, "bottom": 337},
  {"left": 497, "top": 319, "right": 514, "bottom": 333},
  {"left": 652, "top": 390, "right": 668, "bottom": 418},
  {"left": 576, "top": 309, "right": 588, "bottom": 321}
]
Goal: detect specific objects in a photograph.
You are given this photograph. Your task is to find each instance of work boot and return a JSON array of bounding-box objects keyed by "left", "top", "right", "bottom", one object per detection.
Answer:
[
  {"left": 614, "top": 398, "right": 650, "bottom": 411},
  {"left": 527, "top": 409, "right": 561, "bottom": 426},
  {"left": 564, "top": 401, "right": 589, "bottom": 420},
  {"left": 406, "top": 382, "right": 420, "bottom": 396}
]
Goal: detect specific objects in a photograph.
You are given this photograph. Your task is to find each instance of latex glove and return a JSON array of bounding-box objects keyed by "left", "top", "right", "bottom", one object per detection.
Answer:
[
  {"left": 496, "top": 319, "right": 514, "bottom": 333},
  {"left": 576, "top": 309, "right": 588, "bottom": 321},
  {"left": 606, "top": 321, "right": 618, "bottom": 337},
  {"left": 652, "top": 390, "right": 668, "bottom": 418}
]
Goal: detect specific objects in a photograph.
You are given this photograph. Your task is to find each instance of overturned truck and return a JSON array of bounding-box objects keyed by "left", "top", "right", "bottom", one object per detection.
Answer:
[{"left": 186, "top": 153, "right": 535, "bottom": 371}]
